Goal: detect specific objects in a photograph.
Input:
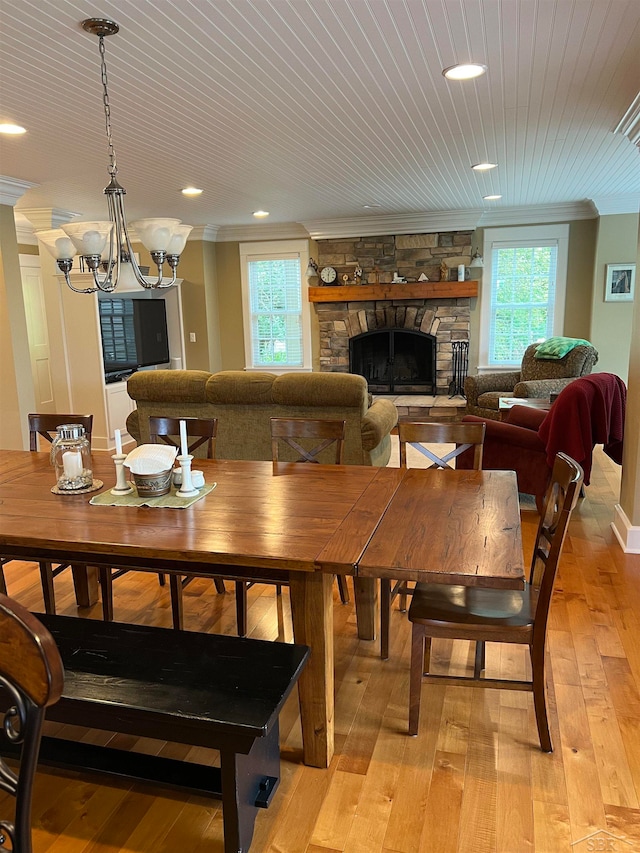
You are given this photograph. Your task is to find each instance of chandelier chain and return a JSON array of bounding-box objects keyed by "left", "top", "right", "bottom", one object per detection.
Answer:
[{"left": 98, "top": 35, "right": 117, "bottom": 178}]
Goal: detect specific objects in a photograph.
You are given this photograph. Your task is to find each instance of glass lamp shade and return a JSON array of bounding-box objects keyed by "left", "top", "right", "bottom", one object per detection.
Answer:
[
  {"left": 131, "top": 218, "right": 181, "bottom": 252},
  {"left": 165, "top": 224, "right": 193, "bottom": 255},
  {"left": 36, "top": 229, "right": 78, "bottom": 260},
  {"left": 61, "top": 221, "right": 113, "bottom": 256}
]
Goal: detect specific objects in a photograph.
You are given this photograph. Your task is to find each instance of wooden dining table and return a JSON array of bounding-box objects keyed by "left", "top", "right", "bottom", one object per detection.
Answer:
[{"left": 0, "top": 450, "right": 525, "bottom": 769}]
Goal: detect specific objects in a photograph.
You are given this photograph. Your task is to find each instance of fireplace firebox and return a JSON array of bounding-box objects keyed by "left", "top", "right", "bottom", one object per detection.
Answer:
[{"left": 349, "top": 329, "right": 436, "bottom": 394}]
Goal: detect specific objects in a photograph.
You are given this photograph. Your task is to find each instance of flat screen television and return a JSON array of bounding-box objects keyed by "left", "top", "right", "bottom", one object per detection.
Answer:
[{"left": 99, "top": 297, "right": 170, "bottom": 382}]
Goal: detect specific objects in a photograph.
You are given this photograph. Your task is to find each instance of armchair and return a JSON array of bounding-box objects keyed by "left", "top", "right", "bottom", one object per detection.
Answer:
[
  {"left": 459, "top": 373, "right": 626, "bottom": 510},
  {"left": 464, "top": 341, "right": 599, "bottom": 420}
]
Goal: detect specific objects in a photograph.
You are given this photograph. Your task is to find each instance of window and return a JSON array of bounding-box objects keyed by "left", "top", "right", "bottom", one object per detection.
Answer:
[
  {"left": 480, "top": 225, "right": 568, "bottom": 369},
  {"left": 240, "top": 240, "right": 312, "bottom": 371}
]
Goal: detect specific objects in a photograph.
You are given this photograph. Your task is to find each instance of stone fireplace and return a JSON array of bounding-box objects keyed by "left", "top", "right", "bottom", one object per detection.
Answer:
[
  {"left": 314, "top": 295, "right": 471, "bottom": 396},
  {"left": 312, "top": 230, "right": 475, "bottom": 396}
]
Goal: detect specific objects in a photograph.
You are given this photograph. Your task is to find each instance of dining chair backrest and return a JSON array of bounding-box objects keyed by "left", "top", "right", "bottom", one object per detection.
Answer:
[
  {"left": 148, "top": 416, "right": 218, "bottom": 459},
  {"left": 530, "top": 452, "right": 583, "bottom": 639},
  {"left": 28, "top": 414, "right": 93, "bottom": 452},
  {"left": 270, "top": 418, "right": 346, "bottom": 464},
  {"left": 398, "top": 420, "right": 486, "bottom": 470},
  {"left": 0, "top": 594, "right": 64, "bottom": 853}
]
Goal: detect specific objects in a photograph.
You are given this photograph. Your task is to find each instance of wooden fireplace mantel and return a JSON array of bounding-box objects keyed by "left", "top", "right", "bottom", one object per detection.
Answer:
[{"left": 308, "top": 281, "right": 478, "bottom": 303}]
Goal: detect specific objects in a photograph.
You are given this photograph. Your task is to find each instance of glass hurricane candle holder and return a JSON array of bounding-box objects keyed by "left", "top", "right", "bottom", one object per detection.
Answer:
[{"left": 50, "top": 424, "right": 93, "bottom": 491}]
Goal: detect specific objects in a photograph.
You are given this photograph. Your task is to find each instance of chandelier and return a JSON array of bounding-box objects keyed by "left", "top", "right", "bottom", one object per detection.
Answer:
[{"left": 36, "top": 18, "right": 192, "bottom": 294}]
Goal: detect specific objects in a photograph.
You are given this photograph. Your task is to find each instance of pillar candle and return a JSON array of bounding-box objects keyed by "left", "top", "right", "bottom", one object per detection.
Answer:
[
  {"left": 179, "top": 419, "right": 188, "bottom": 457},
  {"left": 458, "top": 264, "right": 465, "bottom": 281},
  {"left": 62, "top": 450, "right": 82, "bottom": 478}
]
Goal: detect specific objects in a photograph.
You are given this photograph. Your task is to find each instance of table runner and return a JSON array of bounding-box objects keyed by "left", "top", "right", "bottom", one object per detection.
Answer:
[{"left": 90, "top": 482, "right": 216, "bottom": 509}]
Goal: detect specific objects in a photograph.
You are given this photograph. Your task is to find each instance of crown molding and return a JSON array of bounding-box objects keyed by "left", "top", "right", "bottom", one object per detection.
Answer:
[
  {"left": 614, "top": 92, "right": 640, "bottom": 147},
  {"left": 188, "top": 224, "right": 219, "bottom": 243},
  {"left": 0, "top": 176, "right": 38, "bottom": 207},
  {"left": 477, "top": 201, "right": 597, "bottom": 227},
  {"left": 590, "top": 195, "right": 640, "bottom": 216},
  {"left": 19, "top": 207, "right": 80, "bottom": 231},
  {"left": 301, "top": 210, "right": 483, "bottom": 240},
  {"left": 216, "top": 222, "right": 309, "bottom": 243}
]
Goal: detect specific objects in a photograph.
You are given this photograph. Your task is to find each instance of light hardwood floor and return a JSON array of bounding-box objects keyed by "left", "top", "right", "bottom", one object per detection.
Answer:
[{"left": 1, "top": 447, "right": 639, "bottom": 852}]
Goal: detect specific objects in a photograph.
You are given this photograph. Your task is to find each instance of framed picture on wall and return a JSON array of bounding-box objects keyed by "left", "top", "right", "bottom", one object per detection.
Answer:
[{"left": 604, "top": 263, "right": 635, "bottom": 302}]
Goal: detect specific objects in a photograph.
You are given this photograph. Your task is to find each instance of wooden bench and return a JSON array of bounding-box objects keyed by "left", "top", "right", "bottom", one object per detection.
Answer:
[{"left": 32, "top": 614, "right": 309, "bottom": 853}]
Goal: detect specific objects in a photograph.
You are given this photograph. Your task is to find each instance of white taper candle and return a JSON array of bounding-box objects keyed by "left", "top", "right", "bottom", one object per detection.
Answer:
[
  {"left": 179, "top": 419, "right": 188, "bottom": 457},
  {"left": 114, "top": 428, "right": 123, "bottom": 455}
]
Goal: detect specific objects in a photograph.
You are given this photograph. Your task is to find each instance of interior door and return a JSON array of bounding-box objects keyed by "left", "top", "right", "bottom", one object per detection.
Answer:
[{"left": 19, "top": 254, "right": 55, "bottom": 412}]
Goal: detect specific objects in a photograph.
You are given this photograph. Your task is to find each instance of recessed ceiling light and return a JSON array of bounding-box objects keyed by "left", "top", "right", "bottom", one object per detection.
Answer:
[
  {"left": 442, "top": 63, "right": 487, "bottom": 81},
  {"left": 253, "top": 210, "right": 269, "bottom": 218},
  {"left": 0, "top": 123, "right": 26, "bottom": 135},
  {"left": 483, "top": 194, "right": 502, "bottom": 200},
  {"left": 472, "top": 162, "right": 497, "bottom": 171},
  {"left": 181, "top": 186, "right": 203, "bottom": 196},
  {"left": 363, "top": 203, "right": 381, "bottom": 209}
]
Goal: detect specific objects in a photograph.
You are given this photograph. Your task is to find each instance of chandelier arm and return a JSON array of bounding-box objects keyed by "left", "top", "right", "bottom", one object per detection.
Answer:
[
  {"left": 62, "top": 271, "right": 99, "bottom": 295},
  {"left": 115, "top": 195, "right": 166, "bottom": 289}
]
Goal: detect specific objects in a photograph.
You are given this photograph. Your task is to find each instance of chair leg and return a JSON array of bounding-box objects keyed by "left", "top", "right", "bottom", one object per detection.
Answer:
[
  {"left": 409, "top": 624, "right": 425, "bottom": 735},
  {"left": 336, "top": 574, "right": 350, "bottom": 604},
  {"left": 474, "top": 640, "right": 486, "bottom": 677},
  {"left": 380, "top": 578, "right": 391, "bottom": 660},
  {"left": 98, "top": 567, "right": 114, "bottom": 622},
  {"left": 398, "top": 581, "right": 408, "bottom": 612},
  {"left": 213, "top": 577, "right": 226, "bottom": 594},
  {"left": 169, "top": 574, "right": 184, "bottom": 630},
  {"left": 38, "top": 562, "right": 56, "bottom": 614},
  {"left": 531, "top": 647, "right": 552, "bottom": 752},
  {"left": 0, "top": 565, "right": 6, "bottom": 596},
  {"left": 235, "top": 581, "right": 248, "bottom": 637},
  {"left": 158, "top": 573, "right": 166, "bottom": 586}
]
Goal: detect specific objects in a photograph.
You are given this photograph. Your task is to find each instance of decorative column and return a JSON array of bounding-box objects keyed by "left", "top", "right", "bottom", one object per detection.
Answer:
[{"left": 0, "top": 178, "right": 37, "bottom": 449}]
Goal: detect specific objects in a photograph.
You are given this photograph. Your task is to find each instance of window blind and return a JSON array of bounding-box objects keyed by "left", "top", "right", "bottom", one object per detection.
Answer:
[
  {"left": 489, "top": 241, "right": 558, "bottom": 365},
  {"left": 247, "top": 255, "right": 303, "bottom": 368}
]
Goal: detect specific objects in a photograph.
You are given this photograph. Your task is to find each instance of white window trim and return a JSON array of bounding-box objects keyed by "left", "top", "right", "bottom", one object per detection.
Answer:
[
  {"left": 478, "top": 224, "right": 569, "bottom": 371},
  {"left": 239, "top": 239, "right": 313, "bottom": 373}
]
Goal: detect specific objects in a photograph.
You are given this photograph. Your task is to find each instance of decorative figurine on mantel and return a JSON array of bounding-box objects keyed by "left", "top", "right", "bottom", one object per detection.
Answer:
[
  {"left": 439, "top": 261, "right": 448, "bottom": 282},
  {"left": 371, "top": 266, "right": 381, "bottom": 285},
  {"left": 354, "top": 264, "right": 363, "bottom": 284}
]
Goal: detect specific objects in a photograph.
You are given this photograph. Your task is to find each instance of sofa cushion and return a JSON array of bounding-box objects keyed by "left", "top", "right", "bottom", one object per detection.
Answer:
[
  {"left": 206, "top": 371, "right": 276, "bottom": 404},
  {"left": 128, "top": 369, "right": 210, "bottom": 403},
  {"left": 272, "top": 372, "right": 367, "bottom": 412}
]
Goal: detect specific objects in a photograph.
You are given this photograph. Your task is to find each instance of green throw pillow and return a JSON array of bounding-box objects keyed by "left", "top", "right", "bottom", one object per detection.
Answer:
[{"left": 534, "top": 337, "right": 592, "bottom": 360}]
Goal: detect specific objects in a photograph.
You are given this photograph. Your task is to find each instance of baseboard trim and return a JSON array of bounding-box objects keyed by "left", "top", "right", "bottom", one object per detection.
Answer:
[{"left": 611, "top": 504, "right": 640, "bottom": 553}]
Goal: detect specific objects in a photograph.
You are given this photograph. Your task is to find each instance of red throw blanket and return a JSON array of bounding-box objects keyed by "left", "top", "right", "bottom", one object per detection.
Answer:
[{"left": 537, "top": 373, "right": 626, "bottom": 484}]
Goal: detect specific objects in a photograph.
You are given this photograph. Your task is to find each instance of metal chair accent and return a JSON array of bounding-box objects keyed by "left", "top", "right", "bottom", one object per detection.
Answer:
[
  {"left": 0, "top": 594, "right": 64, "bottom": 853},
  {"left": 380, "top": 420, "right": 486, "bottom": 659},
  {"left": 407, "top": 452, "right": 583, "bottom": 751}
]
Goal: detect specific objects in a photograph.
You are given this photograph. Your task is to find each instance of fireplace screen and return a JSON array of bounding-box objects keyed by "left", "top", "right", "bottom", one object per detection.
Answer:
[{"left": 349, "top": 329, "right": 436, "bottom": 394}]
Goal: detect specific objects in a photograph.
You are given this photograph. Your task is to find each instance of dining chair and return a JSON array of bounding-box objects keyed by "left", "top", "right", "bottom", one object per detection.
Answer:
[
  {"left": 0, "top": 593, "right": 64, "bottom": 853},
  {"left": 98, "top": 416, "right": 225, "bottom": 629},
  {"left": 234, "top": 418, "right": 350, "bottom": 638},
  {"left": 2, "top": 414, "right": 94, "bottom": 614},
  {"left": 407, "top": 452, "right": 583, "bottom": 751},
  {"left": 380, "top": 420, "right": 486, "bottom": 660}
]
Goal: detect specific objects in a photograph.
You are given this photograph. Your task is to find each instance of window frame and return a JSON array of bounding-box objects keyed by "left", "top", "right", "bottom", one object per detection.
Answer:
[
  {"left": 239, "top": 240, "right": 313, "bottom": 373},
  {"left": 479, "top": 224, "right": 569, "bottom": 370}
]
